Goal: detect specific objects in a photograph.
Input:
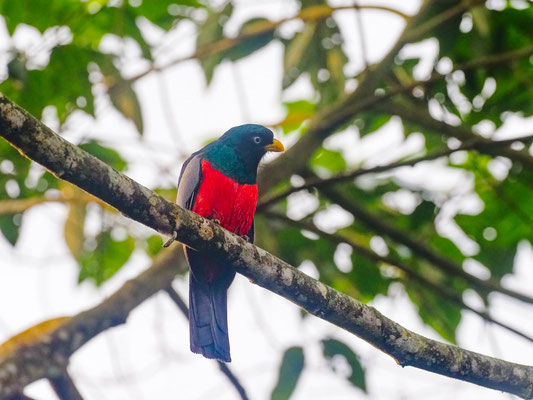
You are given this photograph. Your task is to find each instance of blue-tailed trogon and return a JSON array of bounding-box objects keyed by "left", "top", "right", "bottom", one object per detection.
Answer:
[{"left": 176, "top": 124, "right": 284, "bottom": 362}]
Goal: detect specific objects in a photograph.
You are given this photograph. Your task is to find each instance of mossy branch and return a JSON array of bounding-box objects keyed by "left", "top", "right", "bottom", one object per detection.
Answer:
[{"left": 1, "top": 95, "right": 533, "bottom": 398}]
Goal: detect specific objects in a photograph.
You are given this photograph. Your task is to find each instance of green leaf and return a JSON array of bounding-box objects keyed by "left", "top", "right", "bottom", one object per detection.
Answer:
[
  {"left": 64, "top": 188, "right": 87, "bottom": 261},
  {"left": 195, "top": 3, "right": 233, "bottom": 85},
  {"left": 92, "top": 54, "right": 143, "bottom": 135},
  {"left": 311, "top": 148, "right": 346, "bottom": 172},
  {"left": 108, "top": 80, "right": 144, "bottom": 135},
  {"left": 133, "top": 0, "right": 206, "bottom": 31},
  {"left": 79, "top": 231, "right": 135, "bottom": 285},
  {"left": 226, "top": 18, "right": 275, "bottom": 62},
  {"left": 0, "top": 0, "right": 80, "bottom": 34},
  {"left": 0, "top": 44, "right": 96, "bottom": 122},
  {"left": 278, "top": 100, "right": 316, "bottom": 135},
  {"left": 154, "top": 187, "right": 178, "bottom": 202},
  {"left": 358, "top": 113, "right": 392, "bottom": 137},
  {"left": 0, "top": 214, "right": 21, "bottom": 246},
  {"left": 282, "top": 22, "right": 316, "bottom": 89},
  {"left": 455, "top": 170, "right": 533, "bottom": 278},
  {"left": 406, "top": 281, "right": 461, "bottom": 343},
  {"left": 271, "top": 346, "right": 305, "bottom": 400},
  {"left": 321, "top": 338, "right": 366, "bottom": 392},
  {"left": 349, "top": 253, "right": 390, "bottom": 302},
  {"left": 282, "top": 12, "right": 348, "bottom": 104},
  {"left": 146, "top": 235, "right": 164, "bottom": 257},
  {"left": 78, "top": 6, "right": 153, "bottom": 60},
  {"left": 79, "top": 140, "right": 127, "bottom": 171}
]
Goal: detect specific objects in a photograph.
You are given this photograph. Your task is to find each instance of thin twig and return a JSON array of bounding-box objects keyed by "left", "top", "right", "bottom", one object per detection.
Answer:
[
  {"left": 126, "top": 4, "right": 409, "bottom": 84},
  {"left": 156, "top": 71, "right": 189, "bottom": 158},
  {"left": 164, "top": 286, "right": 250, "bottom": 400},
  {"left": 317, "top": 185, "right": 533, "bottom": 306},
  {"left": 231, "top": 64, "right": 252, "bottom": 123},
  {"left": 402, "top": 0, "right": 485, "bottom": 43},
  {"left": 382, "top": 100, "right": 533, "bottom": 170},
  {"left": 258, "top": 134, "right": 533, "bottom": 211},
  {"left": 2, "top": 96, "right": 533, "bottom": 398},
  {"left": 264, "top": 211, "right": 533, "bottom": 344},
  {"left": 258, "top": 1, "right": 504, "bottom": 193},
  {"left": 49, "top": 371, "right": 84, "bottom": 400},
  {"left": 0, "top": 191, "right": 105, "bottom": 215},
  {"left": 6, "top": 394, "right": 37, "bottom": 400},
  {"left": 353, "top": 1, "right": 368, "bottom": 70}
]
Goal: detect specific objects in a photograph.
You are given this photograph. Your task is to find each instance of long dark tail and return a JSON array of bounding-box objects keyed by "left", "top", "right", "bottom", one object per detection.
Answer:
[{"left": 187, "top": 249, "right": 235, "bottom": 362}]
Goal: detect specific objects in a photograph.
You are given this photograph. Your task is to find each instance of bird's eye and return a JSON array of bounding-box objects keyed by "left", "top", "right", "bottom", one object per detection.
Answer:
[{"left": 253, "top": 136, "right": 261, "bottom": 144}]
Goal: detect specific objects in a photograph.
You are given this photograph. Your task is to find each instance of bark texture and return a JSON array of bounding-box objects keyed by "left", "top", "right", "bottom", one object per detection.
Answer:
[{"left": 1, "top": 95, "right": 533, "bottom": 398}]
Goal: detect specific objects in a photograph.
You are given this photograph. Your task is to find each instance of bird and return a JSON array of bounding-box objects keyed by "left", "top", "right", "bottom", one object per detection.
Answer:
[{"left": 176, "top": 124, "right": 284, "bottom": 362}]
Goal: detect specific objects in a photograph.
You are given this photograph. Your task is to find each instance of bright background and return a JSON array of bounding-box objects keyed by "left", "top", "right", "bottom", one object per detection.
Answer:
[{"left": 1, "top": 0, "right": 533, "bottom": 399}]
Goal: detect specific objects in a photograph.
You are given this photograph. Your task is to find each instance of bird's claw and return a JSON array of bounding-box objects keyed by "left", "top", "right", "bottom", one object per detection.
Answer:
[
  {"left": 242, "top": 234, "right": 251, "bottom": 242},
  {"left": 163, "top": 230, "right": 178, "bottom": 248},
  {"left": 210, "top": 218, "right": 221, "bottom": 225}
]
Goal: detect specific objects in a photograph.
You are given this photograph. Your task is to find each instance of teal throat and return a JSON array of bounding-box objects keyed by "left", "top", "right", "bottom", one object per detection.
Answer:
[{"left": 202, "top": 142, "right": 260, "bottom": 185}]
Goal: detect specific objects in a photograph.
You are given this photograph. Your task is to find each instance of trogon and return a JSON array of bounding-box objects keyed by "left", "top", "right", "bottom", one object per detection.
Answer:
[{"left": 176, "top": 124, "right": 284, "bottom": 362}]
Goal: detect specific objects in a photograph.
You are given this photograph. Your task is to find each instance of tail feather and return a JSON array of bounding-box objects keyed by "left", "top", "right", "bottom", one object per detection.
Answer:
[{"left": 187, "top": 249, "right": 235, "bottom": 362}]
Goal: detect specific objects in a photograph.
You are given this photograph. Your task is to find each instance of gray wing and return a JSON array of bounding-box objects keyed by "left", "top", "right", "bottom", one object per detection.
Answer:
[{"left": 176, "top": 153, "right": 203, "bottom": 211}]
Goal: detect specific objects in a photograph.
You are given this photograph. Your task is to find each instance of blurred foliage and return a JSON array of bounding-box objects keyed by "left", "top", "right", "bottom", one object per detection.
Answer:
[
  {"left": 0, "top": 317, "right": 71, "bottom": 362},
  {"left": 1, "top": 0, "right": 533, "bottom": 398},
  {"left": 271, "top": 346, "right": 305, "bottom": 400},
  {"left": 321, "top": 338, "right": 366, "bottom": 392}
]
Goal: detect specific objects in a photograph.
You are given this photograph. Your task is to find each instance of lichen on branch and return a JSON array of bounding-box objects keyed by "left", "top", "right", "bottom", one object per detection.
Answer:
[{"left": 1, "top": 95, "right": 533, "bottom": 398}]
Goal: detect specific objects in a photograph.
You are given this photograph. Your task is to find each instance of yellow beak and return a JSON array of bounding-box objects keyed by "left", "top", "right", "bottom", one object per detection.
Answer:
[{"left": 265, "top": 138, "right": 285, "bottom": 153}]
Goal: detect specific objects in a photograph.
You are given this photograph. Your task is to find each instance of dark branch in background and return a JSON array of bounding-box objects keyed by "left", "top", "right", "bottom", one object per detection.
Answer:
[
  {"left": 257, "top": 134, "right": 533, "bottom": 211},
  {"left": 265, "top": 43, "right": 533, "bottom": 190},
  {"left": 259, "top": 0, "right": 485, "bottom": 192},
  {"left": 49, "top": 371, "right": 83, "bottom": 400},
  {"left": 382, "top": 100, "right": 533, "bottom": 169},
  {"left": 164, "top": 287, "right": 249, "bottom": 400},
  {"left": 6, "top": 394, "right": 36, "bottom": 400},
  {"left": 0, "top": 236, "right": 186, "bottom": 398},
  {"left": 388, "top": 45, "right": 533, "bottom": 95},
  {"left": 0, "top": 191, "right": 100, "bottom": 215},
  {"left": 317, "top": 184, "right": 533, "bottom": 305},
  {"left": 127, "top": 4, "right": 409, "bottom": 84},
  {"left": 2, "top": 97, "right": 533, "bottom": 398},
  {"left": 353, "top": 1, "right": 368, "bottom": 70},
  {"left": 263, "top": 211, "right": 533, "bottom": 344},
  {"left": 401, "top": 0, "right": 484, "bottom": 43}
]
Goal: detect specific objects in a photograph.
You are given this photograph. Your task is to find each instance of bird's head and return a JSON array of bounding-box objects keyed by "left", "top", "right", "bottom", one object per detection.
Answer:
[
  {"left": 219, "top": 124, "right": 284, "bottom": 156},
  {"left": 204, "top": 124, "right": 284, "bottom": 184}
]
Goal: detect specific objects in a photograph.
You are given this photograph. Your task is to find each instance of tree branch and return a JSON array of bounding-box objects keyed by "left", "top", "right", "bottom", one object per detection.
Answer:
[
  {"left": 382, "top": 100, "right": 533, "bottom": 169},
  {"left": 257, "top": 134, "right": 533, "bottom": 211},
  {"left": 264, "top": 211, "right": 533, "bottom": 344},
  {"left": 317, "top": 184, "right": 533, "bottom": 306},
  {"left": 49, "top": 371, "right": 84, "bottom": 400},
  {"left": 127, "top": 4, "right": 409, "bottom": 84},
  {"left": 0, "top": 191, "right": 99, "bottom": 215},
  {"left": 2, "top": 97, "right": 533, "bottom": 398},
  {"left": 6, "top": 394, "right": 36, "bottom": 400},
  {"left": 258, "top": 0, "right": 483, "bottom": 192},
  {"left": 0, "top": 231, "right": 186, "bottom": 397}
]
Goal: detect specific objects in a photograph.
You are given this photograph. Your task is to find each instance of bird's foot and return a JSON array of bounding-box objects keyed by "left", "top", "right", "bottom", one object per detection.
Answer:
[
  {"left": 241, "top": 234, "right": 251, "bottom": 242},
  {"left": 209, "top": 217, "right": 221, "bottom": 225},
  {"left": 163, "top": 230, "right": 178, "bottom": 248}
]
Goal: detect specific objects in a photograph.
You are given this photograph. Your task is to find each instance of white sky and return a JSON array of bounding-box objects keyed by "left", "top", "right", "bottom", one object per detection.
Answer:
[{"left": 1, "top": 0, "right": 533, "bottom": 399}]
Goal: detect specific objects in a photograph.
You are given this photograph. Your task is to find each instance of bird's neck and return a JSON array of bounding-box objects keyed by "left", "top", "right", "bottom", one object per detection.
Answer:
[{"left": 203, "top": 144, "right": 259, "bottom": 185}]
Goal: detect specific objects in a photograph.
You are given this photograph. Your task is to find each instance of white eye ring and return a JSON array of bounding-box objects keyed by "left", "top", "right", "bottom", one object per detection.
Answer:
[{"left": 253, "top": 136, "right": 261, "bottom": 144}]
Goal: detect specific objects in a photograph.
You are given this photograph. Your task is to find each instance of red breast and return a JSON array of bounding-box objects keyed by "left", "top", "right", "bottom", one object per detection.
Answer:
[{"left": 192, "top": 160, "right": 258, "bottom": 236}]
